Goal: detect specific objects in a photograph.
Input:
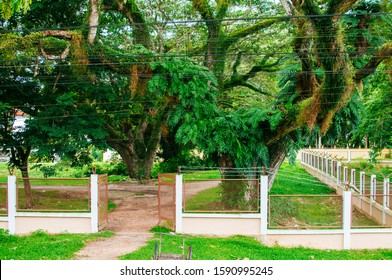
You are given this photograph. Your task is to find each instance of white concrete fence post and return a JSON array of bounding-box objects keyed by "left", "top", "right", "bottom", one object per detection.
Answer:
[
  {"left": 90, "top": 174, "right": 99, "bottom": 233},
  {"left": 343, "top": 191, "right": 352, "bottom": 250},
  {"left": 370, "top": 174, "right": 376, "bottom": 217},
  {"left": 385, "top": 178, "right": 390, "bottom": 209},
  {"left": 325, "top": 158, "right": 331, "bottom": 175},
  {"left": 175, "top": 174, "right": 183, "bottom": 233},
  {"left": 350, "top": 169, "right": 356, "bottom": 188},
  {"left": 7, "top": 175, "right": 17, "bottom": 235},
  {"left": 260, "top": 175, "right": 269, "bottom": 235},
  {"left": 370, "top": 175, "right": 376, "bottom": 202},
  {"left": 382, "top": 178, "right": 389, "bottom": 225},
  {"left": 343, "top": 166, "right": 348, "bottom": 184},
  {"left": 359, "top": 171, "right": 365, "bottom": 195},
  {"left": 337, "top": 162, "right": 341, "bottom": 185}
]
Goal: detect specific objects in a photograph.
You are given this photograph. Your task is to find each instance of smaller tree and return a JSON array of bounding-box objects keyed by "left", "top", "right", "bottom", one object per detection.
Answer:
[{"left": 0, "top": 106, "right": 34, "bottom": 208}]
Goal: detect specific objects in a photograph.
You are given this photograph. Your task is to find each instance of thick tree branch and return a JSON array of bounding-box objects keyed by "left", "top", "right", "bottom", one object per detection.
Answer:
[
  {"left": 40, "top": 30, "right": 73, "bottom": 59},
  {"left": 326, "top": 0, "right": 362, "bottom": 15},
  {"left": 225, "top": 54, "right": 283, "bottom": 93},
  {"left": 298, "top": 0, "right": 320, "bottom": 16},
  {"left": 113, "top": 0, "right": 151, "bottom": 48},
  {"left": 279, "top": 0, "right": 295, "bottom": 15},
  {"left": 191, "top": 0, "right": 215, "bottom": 20},
  {"left": 225, "top": 18, "right": 285, "bottom": 46},
  {"left": 238, "top": 82, "right": 274, "bottom": 97},
  {"left": 42, "top": 30, "right": 73, "bottom": 39},
  {"left": 88, "top": 0, "right": 101, "bottom": 44},
  {"left": 231, "top": 51, "right": 243, "bottom": 75},
  {"left": 354, "top": 43, "right": 392, "bottom": 81}
]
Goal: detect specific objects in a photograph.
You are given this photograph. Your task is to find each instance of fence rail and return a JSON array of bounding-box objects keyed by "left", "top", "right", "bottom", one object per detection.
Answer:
[{"left": 15, "top": 177, "right": 90, "bottom": 212}]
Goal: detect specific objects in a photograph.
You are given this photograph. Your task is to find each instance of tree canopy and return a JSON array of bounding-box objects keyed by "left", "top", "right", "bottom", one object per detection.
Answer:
[{"left": 0, "top": 0, "right": 391, "bottom": 185}]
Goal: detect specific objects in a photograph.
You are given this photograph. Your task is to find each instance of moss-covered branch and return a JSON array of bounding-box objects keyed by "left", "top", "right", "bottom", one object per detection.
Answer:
[
  {"left": 112, "top": 0, "right": 151, "bottom": 48},
  {"left": 326, "top": 0, "right": 362, "bottom": 15},
  {"left": 224, "top": 18, "right": 285, "bottom": 46},
  {"left": 354, "top": 42, "right": 392, "bottom": 82},
  {"left": 223, "top": 56, "right": 282, "bottom": 94}
]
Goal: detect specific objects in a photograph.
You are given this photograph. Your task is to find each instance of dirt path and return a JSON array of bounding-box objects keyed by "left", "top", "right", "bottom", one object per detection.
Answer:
[
  {"left": 74, "top": 180, "right": 220, "bottom": 260},
  {"left": 74, "top": 182, "right": 158, "bottom": 260}
]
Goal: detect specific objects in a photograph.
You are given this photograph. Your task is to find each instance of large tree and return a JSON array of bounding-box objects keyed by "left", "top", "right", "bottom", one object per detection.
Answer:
[
  {"left": 1, "top": 0, "right": 391, "bottom": 183},
  {"left": 1, "top": 0, "right": 289, "bottom": 179}
]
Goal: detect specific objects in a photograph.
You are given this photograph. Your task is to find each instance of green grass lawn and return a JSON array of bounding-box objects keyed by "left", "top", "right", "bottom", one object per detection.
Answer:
[
  {"left": 185, "top": 187, "right": 223, "bottom": 212},
  {"left": 0, "top": 229, "right": 114, "bottom": 260},
  {"left": 121, "top": 227, "right": 392, "bottom": 260},
  {"left": 183, "top": 170, "right": 221, "bottom": 180},
  {"left": 16, "top": 178, "right": 89, "bottom": 186},
  {"left": 270, "top": 162, "right": 335, "bottom": 195}
]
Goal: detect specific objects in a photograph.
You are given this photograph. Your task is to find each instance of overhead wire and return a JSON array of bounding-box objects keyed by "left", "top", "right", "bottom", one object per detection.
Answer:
[
  {"left": 0, "top": 11, "right": 391, "bottom": 124},
  {"left": 2, "top": 10, "right": 392, "bottom": 33}
]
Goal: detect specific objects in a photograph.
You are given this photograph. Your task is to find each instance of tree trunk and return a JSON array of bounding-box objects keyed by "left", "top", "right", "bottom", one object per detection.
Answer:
[
  {"left": 88, "top": 0, "right": 100, "bottom": 44},
  {"left": 9, "top": 146, "right": 34, "bottom": 209},
  {"left": 20, "top": 165, "right": 34, "bottom": 209},
  {"left": 18, "top": 149, "right": 34, "bottom": 209},
  {"left": 108, "top": 140, "right": 157, "bottom": 180},
  {"left": 105, "top": 110, "right": 168, "bottom": 180},
  {"left": 266, "top": 145, "right": 286, "bottom": 190}
]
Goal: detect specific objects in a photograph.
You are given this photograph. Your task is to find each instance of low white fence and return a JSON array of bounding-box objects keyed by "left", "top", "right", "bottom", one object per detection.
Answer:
[
  {"left": 0, "top": 175, "right": 103, "bottom": 235},
  {"left": 173, "top": 165, "right": 392, "bottom": 249}
]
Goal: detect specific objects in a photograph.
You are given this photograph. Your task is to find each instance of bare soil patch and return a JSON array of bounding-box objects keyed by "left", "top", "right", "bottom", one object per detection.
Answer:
[{"left": 74, "top": 179, "right": 220, "bottom": 260}]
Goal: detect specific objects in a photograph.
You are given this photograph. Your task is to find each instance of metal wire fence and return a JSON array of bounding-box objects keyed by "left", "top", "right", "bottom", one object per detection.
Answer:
[{"left": 15, "top": 177, "right": 90, "bottom": 212}]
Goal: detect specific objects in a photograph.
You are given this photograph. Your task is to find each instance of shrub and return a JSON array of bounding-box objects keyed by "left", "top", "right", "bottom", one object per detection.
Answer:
[
  {"left": 81, "top": 161, "right": 128, "bottom": 176},
  {"left": 31, "top": 164, "right": 57, "bottom": 178}
]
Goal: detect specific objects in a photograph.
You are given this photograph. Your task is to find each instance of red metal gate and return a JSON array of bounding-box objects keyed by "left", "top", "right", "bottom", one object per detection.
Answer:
[
  {"left": 98, "top": 174, "right": 109, "bottom": 230},
  {"left": 158, "top": 174, "right": 176, "bottom": 230}
]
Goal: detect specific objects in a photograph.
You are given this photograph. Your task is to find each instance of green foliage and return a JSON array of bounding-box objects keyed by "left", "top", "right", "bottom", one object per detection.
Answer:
[
  {"left": 151, "top": 150, "right": 206, "bottom": 178},
  {"left": 357, "top": 63, "right": 392, "bottom": 149},
  {"left": 31, "top": 164, "right": 57, "bottom": 178},
  {"left": 176, "top": 105, "right": 283, "bottom": 168},
  {"left": 0, "top": 0, "right": 33, "bottom": 20},
  {"left": 1, "top": 0, "right": 391, "bottom": 182},
  {"left": 347, "top": 160, "right": 392, "bottom": 179},
  {"left": 82, "top": 161, "right": 128, "bottom": 177}
]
